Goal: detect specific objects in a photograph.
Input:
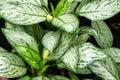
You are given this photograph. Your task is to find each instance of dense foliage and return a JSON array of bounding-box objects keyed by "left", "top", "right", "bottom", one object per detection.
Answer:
[{"left": 0, "top": 0, "right": 120, "bottom": 80}]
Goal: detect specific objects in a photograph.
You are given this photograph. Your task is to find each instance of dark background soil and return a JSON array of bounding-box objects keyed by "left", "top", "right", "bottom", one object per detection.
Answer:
[{"left": 0, "top": 0, "right": 120, "bottom": 79}]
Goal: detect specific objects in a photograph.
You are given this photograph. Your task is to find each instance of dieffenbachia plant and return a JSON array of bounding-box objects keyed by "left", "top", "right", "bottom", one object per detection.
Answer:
[{"left": 0, "top": 0, "right": 120, "bottom": 80}]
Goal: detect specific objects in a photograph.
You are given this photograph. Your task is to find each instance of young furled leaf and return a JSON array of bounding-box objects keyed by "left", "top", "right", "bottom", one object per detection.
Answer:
[
  {"left": 91, "top": 21, "right": 113, "bottom": 48},
  {"left": 2, "top": 28, "right": 39, "bottom": 52},
  {"left": 54, "top": 0, "right": 78, "bottom": 16},
  {"left": 89, "top": 57, "right": 120, "bottom": 80},
  {"left": 15, "top": 46, "right": 41, "bottom": 69},
  {"left": 0, "top": 53, "right": 27, "bottom": 78},
  {"left": 0, "top": 0, "right": 47, "bottom": 25},
  {"left": 77, "top": 0, "right": 120, "bottom": 20},
  {"left": 52, "top": 14, "right": 79, "bottom": 33}
]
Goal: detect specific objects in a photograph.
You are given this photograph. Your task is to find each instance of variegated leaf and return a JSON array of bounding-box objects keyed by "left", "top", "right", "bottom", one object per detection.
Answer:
[
  {"left": 2, "top": 28, "right": 39, "bottom": 52},
  {"left": 57, "top": 42, "right": 106, "bottom": 74},
  {"left": 104, "top": 48, "right": 120, "bottom": 63},
  {"left": 59, "top": 46, "right": 78, "bottom": 73},
  {"left": 78, "top": 42, "right": 107, "bottom": 68},
  {"left": 69, "top": 72, "right": 79, "bottom": 80},
  {"left": 5, "top": 22, "right": 44, "bottom": 52},
  {"left": 0, "top": 0, "right": 47, "bottom": 25},
  {"left": 48, "top": 32, "right": 76, "bottom": 60},
  {"left": 31, "top": 75, "right": 70, "bottom": 80},
  {"left": 78, "top": 0, "right": 120, "bottom": 20},
  {"left": 89, "top": 57, "right": 120, "bottom": 80},
  {"left": 79, "top": 26, "right": 98, "bottom": 36},
  {"left": 42, "top": 31, "right": 61, "bottom": 53},
  {"left": 0, "top": 47, "right": 8, "bottom": 53},
  {"left": 92, "top": 21, "right": 113, "bottom": 48},
  {"left": 15, "top": 46, "right": 41, "bottom": 69},
  {"left": 54, "top": 0, "right": 77, "bottom": 16},
  {"left": 17, "top": 76, "right": 31, "bottom": 80},
  {"left": 52, "top": 14, "right": 79, "bottom": 33},
  {"left": 0, "top": 53, "right": 27, "bottom": 78}
]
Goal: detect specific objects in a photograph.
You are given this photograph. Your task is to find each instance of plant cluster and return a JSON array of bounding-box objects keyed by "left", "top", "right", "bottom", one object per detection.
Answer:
[{"left": 0, "top": 0, "right": 120, "bottom": 80}]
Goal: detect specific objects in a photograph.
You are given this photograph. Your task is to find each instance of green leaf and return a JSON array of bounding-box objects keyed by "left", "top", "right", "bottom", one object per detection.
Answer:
[
  {"left": 77, "top": 0, "right": 120, "bottom": 20},
  {"left": 58, "top": 42, "right": 106, "bottom": 74},
  {"left": 42, "top": 31, "right": 61, "bottom": 53},
  {"left": 104, "top": 48, "right": 120, "bottom": 63},
  {"left": 15, "top": 46, "right": 41, "bottom": 69},
  {"left": 0, "top": 53, "right": 27, "bottom": 78},
  {"left": 52, "top": 14, "right": 79, "bottom": 33},
  {"left": 54, "top": 0, "right": 77, "bottom": 16},
  {"left": 89, "top": 57, "right": 120, "bottom": 80},
  {"left": 0, "top": 47, "right": 8, "bottom": 53},
  {"left": 69, "top": 72, "right": 79, "bottom": 80},
  {"left": 5, "top": 22, "right": 44, "bottom": 52},
  {"left": 17, "top": 76, "right": 31, "bottom": 80},
  {"left": 31, "top": 75, "right": 70, "bottom": 80},
  {"left": 91, "top": 21, "right": 113, "bottom": 48},
  {"left": 48, "top": 32, "right": 76, "bottom": 60},
  {"left": 78, "top": 42, "right": 107, "bottom": 68},
  {"left": 0, "top": 0, "right": 47, "bottom": 25},
  {"left": 79, "top": 26, "right": 98, "bottom": 37},
  {"left": 2, "top": 28, "right": 39, "bottom": 52}
]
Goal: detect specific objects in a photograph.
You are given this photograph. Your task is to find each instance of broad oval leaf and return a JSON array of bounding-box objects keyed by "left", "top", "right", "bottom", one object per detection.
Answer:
[
  {"left": 2, "top": 28, "right": 39, "bottom": 52},
  {"left": 42, "top": 31, "right": 61, "bottom": 53},
  {"left": 15, "top": 46, "right": 41, "bottom": 69},
  {"left": 104, "top": 48, "right": 120, "bottom": 63},
  {"left": 89, "top": 57, "right": 120, "bottom": 80},
  {"left": 57, "top": 42, "right": 106, "bottom": 74},
  {"left": 91, "top": 21, "right": 113, "bottom": 48},
  {"left": 52, "top": 14, "right": 79, "bottom": 33},
  {"left": 78, "top": 0, "right": 120, "bottom": 20},
  {"left": 48, "top": 32, "right": 76, "bottom": 60},
  {"left": 0, "top": 1, "right": 47, "bottom": 25},
  {"left": 5, "top": 22, "right": 44, "bottom": 52},
  {"left": 0, "top": 53, "right": 27, "bottom": 78},
  {"left": 78, "top": 42, "right": 107, "bottom": 68}
]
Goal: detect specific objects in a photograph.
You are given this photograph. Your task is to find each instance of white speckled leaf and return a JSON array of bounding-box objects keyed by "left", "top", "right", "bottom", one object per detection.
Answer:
[
  {"left": 104, "top": 48, "right": 120, "bottom": 63},
  {"left": 42, "top": 31, "right": 61, "bottom": 53},
  {"left": 78, "top": 0, "right": 120, "bottom": 20},
  {"left": 89, "top": 57, "right": 120, "bottom": 80},
  {"left": 60, "top": 46, "right": 78, "bottom": 73},
  {"left": 92, "top": 21, "right": 113, "bottom": 48},
  {"left": 48, "top": 32, "right": 75, "bottom": 60},
  {"left": 17, "top": 76, "right": 31, "bottom": 80},
  {"left": 52, "top": 14, "right": 79, "bottom": 33},
  {"left": 0, "top": 53, "right": 27, "bottom": 78},
  {"left": 15, "top": 46, "right": 41, "bottom": 69},
  {"left": 2, "top": 28, "right": 39, "bottom": 52},
  {"left": 0, "top": 0, "right": 47, "bottom": 25},
  {"left": 79, "top": 26, "right": 98, "bottom": 36},
  {"left": 78, "top": 42, "right": 107, "bottom": 68}
]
